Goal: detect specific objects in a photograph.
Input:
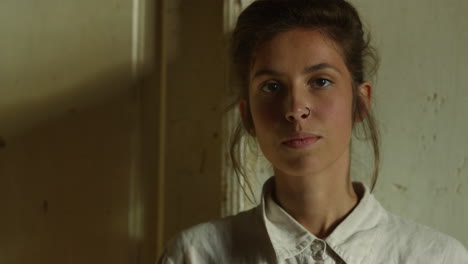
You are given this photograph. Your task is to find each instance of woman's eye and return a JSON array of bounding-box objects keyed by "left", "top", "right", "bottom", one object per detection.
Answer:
[
  {"left": 312, "top": 78, "right": 332, "bottom": 88},
  {"left": 260, "top": 81, "right": 281, "bottom": 93}
]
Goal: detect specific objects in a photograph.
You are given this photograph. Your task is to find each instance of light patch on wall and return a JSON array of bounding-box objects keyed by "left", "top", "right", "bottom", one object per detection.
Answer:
[
  {"left": 132, "top": 0, "right": 145, "bottom": 77},
  {"left": 128, "top": 0, "right": 145, "bottom": 244}
]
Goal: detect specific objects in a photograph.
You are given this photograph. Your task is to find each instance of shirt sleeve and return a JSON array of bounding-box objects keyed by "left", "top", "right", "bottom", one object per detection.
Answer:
[
  {"left": 156, "top": 250, "right": 168, "bottom": 264},
  {"left": 156, "top": 239, "right": 184, "bottom": 264},
  {"left": 156, "top": 232, "right": 200, "bottom": 264},
  {"left": 156, "top": 248, "right": 175, "bottom": 264},
  {"left": 441, "top": 237, "right": 468, "bottom": 263}
]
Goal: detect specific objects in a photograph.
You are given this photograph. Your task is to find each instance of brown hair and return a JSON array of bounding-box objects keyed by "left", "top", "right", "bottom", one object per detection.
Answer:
[{"left": 229, "top": 0, "right": 380, "bottom": 200}]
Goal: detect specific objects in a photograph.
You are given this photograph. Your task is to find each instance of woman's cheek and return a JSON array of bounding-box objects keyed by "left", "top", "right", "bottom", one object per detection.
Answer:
[
  {"left": 252, "top": 98, "right": 280, "bottom": 127},
  {"left": 319, "top": 96, "right": 354, "bottom": 129}
]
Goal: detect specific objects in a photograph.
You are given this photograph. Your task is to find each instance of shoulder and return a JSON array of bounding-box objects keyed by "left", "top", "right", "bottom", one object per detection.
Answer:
[
  {"left": 169, "top": 206, "right": 260, "bottom": 246},
  {"left": 158, "top": 206, "right": 270, "bottom": 263},
  {"left": 374, "top": 209, "right": 468, "bottom": 263}
]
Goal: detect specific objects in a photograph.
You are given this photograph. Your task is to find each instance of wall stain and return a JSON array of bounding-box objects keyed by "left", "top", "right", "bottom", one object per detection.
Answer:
[
  {"left": 432, "top": 134, "right": 437, "bottom": 141},
  {"left": 456, "top": 158, "right": 467, "bottom": 178},
  {"left": 68, "top": 107, "right": 78, "bottom": 114},
  {"left": 199, "top": 148, "right": 206, "bottom": 174},
  {"left": 438, "top": 96, "right": 446, "bottom": 107},
  {"left": 392, "top": 183, "right": 407, "bottom": 192},
  {"left": 0, "top": 136, "right": 6, "bottom": 149},
  {"left": 168, "top": 117, "right": 189, "bottom": 125},
  {"left": 428, "top": 92, "right": 445, "bottom": 114},
  {"left": 42, "top": 200, "right": 49, "bottom": 214},
  {"left": 435, "top": 186, "right": 448, "bottom": 195},
  {"left": 460, "top": 157, "right": 467, "bottom": 168},
  {"left": 456, "top": 184, "right": 462, "bottom": 194}
]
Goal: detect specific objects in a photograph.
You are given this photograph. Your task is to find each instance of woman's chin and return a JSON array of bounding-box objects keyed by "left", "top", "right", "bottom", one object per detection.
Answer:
[{"left": 273, "top": 157, "right": 325, "bottom": 177}]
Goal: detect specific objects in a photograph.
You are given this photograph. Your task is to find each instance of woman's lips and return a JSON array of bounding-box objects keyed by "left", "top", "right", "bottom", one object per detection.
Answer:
[{"left": 281, "top": 134, "right": 321, "bottom": 149}]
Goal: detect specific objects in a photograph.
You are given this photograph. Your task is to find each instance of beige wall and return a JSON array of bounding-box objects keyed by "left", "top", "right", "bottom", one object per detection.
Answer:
[
  {"left": 160, "top": 0, "right": 225, "bottom": 247},
  {"left": 0, "top": 0, "right": 159, "bottom": 263},
  {"left": 0, "top": 95, "right": 136, "bottom": 263},
  {"left": 351, "top": 0, "right": 468, "bottom": 246},
  {"left": 0, "top": 0, "right": 226, "bottom": 262}
]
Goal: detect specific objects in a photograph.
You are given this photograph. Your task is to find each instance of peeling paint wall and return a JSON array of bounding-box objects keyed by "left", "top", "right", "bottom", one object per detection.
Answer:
[{"left": 349, "top": 0, "right": 468, "bottom": 247}]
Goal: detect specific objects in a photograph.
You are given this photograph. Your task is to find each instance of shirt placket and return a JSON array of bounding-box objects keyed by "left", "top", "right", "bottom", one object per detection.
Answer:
[{"left": 303, "top": 239, "right": 327, "bottom": 264}]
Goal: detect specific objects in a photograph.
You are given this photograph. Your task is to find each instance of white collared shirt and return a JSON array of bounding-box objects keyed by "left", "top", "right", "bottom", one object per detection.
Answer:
[{"left": 158, "top": 177, "right": 468, "bottom": 263}]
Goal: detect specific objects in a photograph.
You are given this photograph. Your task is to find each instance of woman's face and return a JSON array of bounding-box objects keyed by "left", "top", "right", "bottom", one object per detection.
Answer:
[{"left": 244, "top": 28, "right": 367, "bottom": 177}]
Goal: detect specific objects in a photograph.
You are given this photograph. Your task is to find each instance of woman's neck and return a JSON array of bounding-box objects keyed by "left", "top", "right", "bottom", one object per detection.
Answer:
[{"left": 273, "top": 151, "right": 358, "bottom": 238}]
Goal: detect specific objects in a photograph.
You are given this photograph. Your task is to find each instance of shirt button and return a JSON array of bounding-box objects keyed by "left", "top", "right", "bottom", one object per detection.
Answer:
[{"left": 310, "top": 239, "right": 326, "bottom": 262}]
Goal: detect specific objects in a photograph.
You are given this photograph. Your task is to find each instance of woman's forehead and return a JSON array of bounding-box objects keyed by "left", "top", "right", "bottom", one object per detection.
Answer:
[{"left": 250, "top": 28, "right": 348, "bottom": 78}]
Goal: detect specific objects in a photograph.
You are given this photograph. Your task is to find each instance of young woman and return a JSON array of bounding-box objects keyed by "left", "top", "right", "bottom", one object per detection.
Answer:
[{"left": 158, "top": 0, "right": 468, "bottom": 263}]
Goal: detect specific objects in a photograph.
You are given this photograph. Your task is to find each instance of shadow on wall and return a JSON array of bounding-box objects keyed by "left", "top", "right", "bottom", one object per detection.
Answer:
[
  {"left": 0, "top": 67, "right": 158, "bottom": 264},
  {"left": 0, "top": 64, "right": 142, "bottom": 140}
]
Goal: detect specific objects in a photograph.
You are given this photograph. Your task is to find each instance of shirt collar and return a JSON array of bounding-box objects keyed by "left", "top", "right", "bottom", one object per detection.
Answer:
[
  {"left": 260, "top": 176, "right": 382, "bottom": 262},
  {"left": 261, "top": 177, "right": 315, "bottom": 260}
]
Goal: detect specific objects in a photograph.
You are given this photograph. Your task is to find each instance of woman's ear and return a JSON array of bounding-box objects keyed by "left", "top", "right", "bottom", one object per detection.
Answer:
[
  {"left": 239, "top": 99, "right": 255, "bottom": 136},
  {"left": 355, "top": 81, "right": 372, "bottom": 122},
  {"left": 239, "top": 99, "right": 247, "bottom": 117}
]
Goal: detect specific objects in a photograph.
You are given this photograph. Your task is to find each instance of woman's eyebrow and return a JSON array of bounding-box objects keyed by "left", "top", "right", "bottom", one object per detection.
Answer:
[
  {"left": 252, "top": 62, "right": 341, "bottom": 80},
  {"left": 251, "top": 69, "right": 282, "bottom": 80},
  {"left": 303, "top": 63, "right": 341, "bottom": 74}
]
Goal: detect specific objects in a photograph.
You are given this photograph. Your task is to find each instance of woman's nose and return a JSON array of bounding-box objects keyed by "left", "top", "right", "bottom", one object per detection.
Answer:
[
  {"left": 284, "top": 84, "right": 312, "bottom": 122},
  {"left": 285, "top": 106, "right": 311, "bottom": 122}
]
